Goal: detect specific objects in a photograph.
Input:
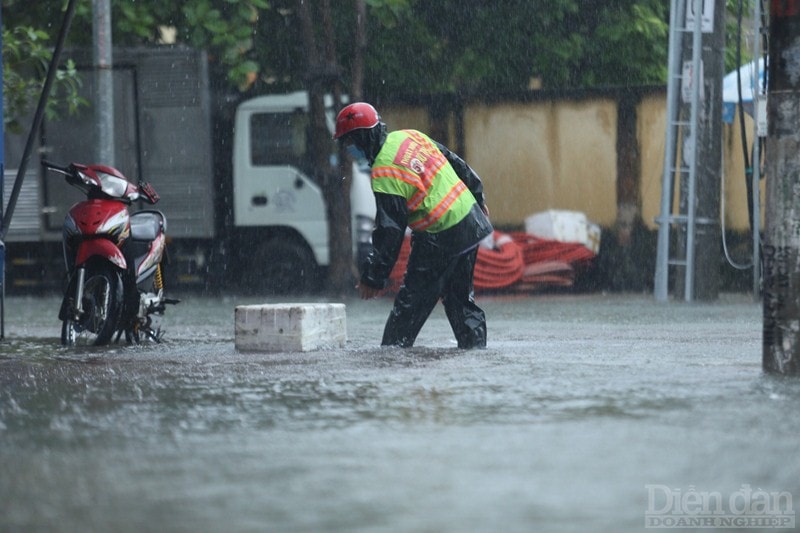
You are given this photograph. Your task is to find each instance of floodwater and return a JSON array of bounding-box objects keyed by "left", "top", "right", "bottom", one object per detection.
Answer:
[{"left": 1, "top": 292, "right": 798, "bottom": 533}]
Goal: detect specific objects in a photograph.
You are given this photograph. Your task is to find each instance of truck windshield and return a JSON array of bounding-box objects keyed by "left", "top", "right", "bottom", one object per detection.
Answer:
[{"left": 250, "top": 112, "right": 308, "bottom": 167}]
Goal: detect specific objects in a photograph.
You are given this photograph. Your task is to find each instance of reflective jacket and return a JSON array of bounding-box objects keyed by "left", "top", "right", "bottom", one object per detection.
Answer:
[{"left": 361, "top": 130, "right": 493, "bottom": 289}]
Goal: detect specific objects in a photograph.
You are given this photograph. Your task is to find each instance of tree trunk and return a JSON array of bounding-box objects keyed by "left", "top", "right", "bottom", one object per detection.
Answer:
[
  {"left": 351, "top": 0, "right": 367, "bottom": 101},
  {"left": 320, "top": 0, "right": 353, "bottom": 296},
  {"left": 296, "top": 0, "right": 353, "bottom": 296},
  {"left": 615, "top": 90, "right": 641, "bottom": 248}
]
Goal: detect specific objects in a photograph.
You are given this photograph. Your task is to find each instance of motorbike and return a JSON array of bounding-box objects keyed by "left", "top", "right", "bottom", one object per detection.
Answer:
[{"left": 43, "top": 161, "right": 178, "bottom": 346}]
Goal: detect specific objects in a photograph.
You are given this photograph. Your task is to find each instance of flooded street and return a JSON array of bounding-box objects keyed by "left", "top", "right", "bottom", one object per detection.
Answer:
[{"left": 1, "top": 292, "right": 798, "bottom": 532}]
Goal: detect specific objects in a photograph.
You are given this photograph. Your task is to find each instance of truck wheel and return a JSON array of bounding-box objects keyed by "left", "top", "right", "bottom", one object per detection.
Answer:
[{"left": 246, "top": 238, "right": 320, "bottom": 295}]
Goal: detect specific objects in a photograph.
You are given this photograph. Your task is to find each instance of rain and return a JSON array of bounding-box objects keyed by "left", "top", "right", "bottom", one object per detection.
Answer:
[
  {"left": 3, "top": 293, "right": 798, "bottom": 532},
  {"left": 2, "top": 1, "right": 798, "bottom": 532}
]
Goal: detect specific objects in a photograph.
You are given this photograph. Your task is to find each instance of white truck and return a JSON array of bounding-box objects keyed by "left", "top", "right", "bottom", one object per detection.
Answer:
[
  {"left": 231, "top": 92, "right": 375, "bottom": 292},
  {"left": 2, "top": 47, "right": 375, "bottom": 294}
]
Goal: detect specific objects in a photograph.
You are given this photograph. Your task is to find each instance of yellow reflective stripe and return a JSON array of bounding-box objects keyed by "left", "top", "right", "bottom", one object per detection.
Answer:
[
  {"left": 371, "top": 165, "right": 425, "bottom": 192},
  {"left": 405, "top": 131, "right": 446, "bottom": 189},
  {"left": 407, "top": 190, "right": 426, "bottom": 211},
  {"left": 423, "top": 157, "right": 446, "bottom": 189}
]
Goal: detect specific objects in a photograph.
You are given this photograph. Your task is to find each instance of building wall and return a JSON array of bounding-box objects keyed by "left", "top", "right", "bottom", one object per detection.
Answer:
[
  {"left": 381, "top": 89, "right": 763, "bottom": 232},
  {"left": 639, "top": 93, "right": 668, "bottom": 231},
  {"left": 463, "top": 100, "right": 618, "bottom": 228}
]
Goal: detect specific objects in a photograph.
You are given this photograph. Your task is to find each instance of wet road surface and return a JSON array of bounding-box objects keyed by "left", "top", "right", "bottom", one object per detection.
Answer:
[{"left": 1, "top": 292, "right": 798, "bottom": 532}]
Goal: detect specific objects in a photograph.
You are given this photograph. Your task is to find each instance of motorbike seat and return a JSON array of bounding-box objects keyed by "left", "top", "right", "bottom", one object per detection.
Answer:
[
  {"left": 130, "top": 210, "right": 166, "bottom": 242},
  {"left": 125, "top": 210, "right": 167, "bottom": 280}
]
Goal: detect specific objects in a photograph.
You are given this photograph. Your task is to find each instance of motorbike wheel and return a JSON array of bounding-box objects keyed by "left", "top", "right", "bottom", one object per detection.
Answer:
[{"left": 61, "top": 267, "right": 124, "bottom": 346}]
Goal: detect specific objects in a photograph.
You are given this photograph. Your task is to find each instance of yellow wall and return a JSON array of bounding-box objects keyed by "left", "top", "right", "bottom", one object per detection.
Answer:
[
  {"left": 639, "top": 94, "right": 668, "bottom": 230},
  {"left": 463, "top": 101, "right": 618, "bottom": 227},
  {"left": 380, "top": 92, "right": 761, "bottom": 232},
  {"left": 721, "top": 113, "right": 766, "bottom": 231},
  {"left": 380, "top": 106, "right": 431, "bottom": 134},
  {"left": 638, "top": 93, "right": 765, "bottom": 232}
]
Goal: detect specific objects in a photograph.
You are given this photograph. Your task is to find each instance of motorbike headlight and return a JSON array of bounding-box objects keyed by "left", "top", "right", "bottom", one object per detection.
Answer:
[{"left": 98, "top": 173, "right": 132, "bottom": 198}]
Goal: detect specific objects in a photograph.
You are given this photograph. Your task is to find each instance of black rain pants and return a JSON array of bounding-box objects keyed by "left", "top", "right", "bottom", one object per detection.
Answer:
[{"left": 381, "top": 240, "right": 487, "bottom": 349}]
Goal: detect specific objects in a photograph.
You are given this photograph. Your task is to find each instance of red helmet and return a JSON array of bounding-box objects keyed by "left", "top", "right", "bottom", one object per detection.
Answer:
[{"left": 333, "top": 102, "right": 380, "bottom": 140}]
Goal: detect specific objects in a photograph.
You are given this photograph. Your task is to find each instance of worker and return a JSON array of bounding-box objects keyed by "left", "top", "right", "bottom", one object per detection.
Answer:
[{"left": 334, "top": 102, "right": 493, "bottom": 349}]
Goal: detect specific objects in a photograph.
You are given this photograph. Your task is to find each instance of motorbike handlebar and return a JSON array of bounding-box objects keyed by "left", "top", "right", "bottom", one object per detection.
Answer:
[
  {"left": 41, "top": 160, "right": 73, "bottom": 176},
  {"left": 138, "top": 181, "right": 160, "bottom": 204},
  {"left": 42, "top": 160, "right": 160, "bottom": 205}
]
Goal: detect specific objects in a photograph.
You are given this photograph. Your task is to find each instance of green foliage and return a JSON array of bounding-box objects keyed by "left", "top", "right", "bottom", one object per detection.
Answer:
[
  {"left": 567, "top": 1, "right": 669, "bottom": 88},
  {"left": 362, "top": 0, "right": 669, "bottom": 97},
  {"left": 4, "top": 0, "right": 757, "bottom": 102},
  {"left": 725, "top": 0, "right": 762, "bottom": 73},
  {"left": 364, "top": 0, "right": 411, "bottom": 28},
  {"left": 2, "top": 25, "right": 87, "bottom": 134},
  {"left": 2, "top": 0, "right": 269, "bottom": 93}
]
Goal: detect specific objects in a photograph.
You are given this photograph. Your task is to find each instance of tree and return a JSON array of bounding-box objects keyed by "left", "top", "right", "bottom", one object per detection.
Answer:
[
  {"left": 3, "top": 0, "right": 701, "bottom": 296},
  {"left": 295, "top": 0, "right": 354, "bottom": 295},
  {"left": 361, "top": 0, "right": 670, "bottom": 98},
  {"left": 2, "top": 0, "right": 268, "bottom": 92},
  {"left": 6, "top": 1, "right": 754, "bottom": 107},
  {"left": 2, "top": 25, "right": 85, "bottom": 133}
]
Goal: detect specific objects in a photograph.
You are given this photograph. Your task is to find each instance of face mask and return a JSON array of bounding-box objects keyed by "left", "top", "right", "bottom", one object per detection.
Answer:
[{"left": 346, "top": 144, "right": 367, "bottom": 162}]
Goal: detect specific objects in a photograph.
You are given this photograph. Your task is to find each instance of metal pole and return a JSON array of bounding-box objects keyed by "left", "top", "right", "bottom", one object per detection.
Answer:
[
  {"left": 682, "top": 0, "right": 705, "bottom": 302},
  {"left": 751, "top": 1, "right": 763, "bottom": 298},
  {"left": 654, "top": 0, "right": 687, "bottom": 301},
  {"left": 1, "top": 7, "right": 5, "bottom": 340},
  {"left": 93, "top": 0, "right": 115, "bottom": 165}
]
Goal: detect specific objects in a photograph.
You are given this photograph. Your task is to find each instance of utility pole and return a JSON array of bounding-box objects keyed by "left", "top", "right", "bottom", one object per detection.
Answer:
[
  {"left": 1, "top": 7, "right": 5, "bottom": 340},
  {"left": 691, "top": 0, "right": 726, "bottom": 300},
  {"left": 93, "top": 0, "right": 115, "bottom": 165},
  {"left": 675, "top": 0, "right": 726, "bottom": 300},
  {"left": 655, "top": 0, "right": 726, "bottom": 301},
  {"left": 763, "top": 2, "right": 800, "bottom": 374}
]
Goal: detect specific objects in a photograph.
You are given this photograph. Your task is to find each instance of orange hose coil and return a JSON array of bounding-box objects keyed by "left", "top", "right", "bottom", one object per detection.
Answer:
[{"left": 385, "top": 230, "right": 596, "bottom": 294}]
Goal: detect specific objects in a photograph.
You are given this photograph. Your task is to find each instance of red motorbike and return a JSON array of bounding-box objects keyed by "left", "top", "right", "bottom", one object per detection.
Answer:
[{"left": 43, "top": 161, "right": 178, "bottom": 346}]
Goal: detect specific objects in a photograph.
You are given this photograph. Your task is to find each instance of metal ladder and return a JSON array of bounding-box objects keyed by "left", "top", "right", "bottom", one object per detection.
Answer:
[{"left": 654, "top": 0, "right": 707, "bottom": 302}]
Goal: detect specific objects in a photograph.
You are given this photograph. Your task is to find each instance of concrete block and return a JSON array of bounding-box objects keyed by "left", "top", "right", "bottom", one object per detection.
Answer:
[{"left": 235, "top": 303, "right": 346, "bottom": 352}]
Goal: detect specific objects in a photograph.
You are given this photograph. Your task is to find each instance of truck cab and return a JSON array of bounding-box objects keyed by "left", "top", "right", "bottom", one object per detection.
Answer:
[{"left": 232, "top": 91, "right": 376, "bottom": 294}]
